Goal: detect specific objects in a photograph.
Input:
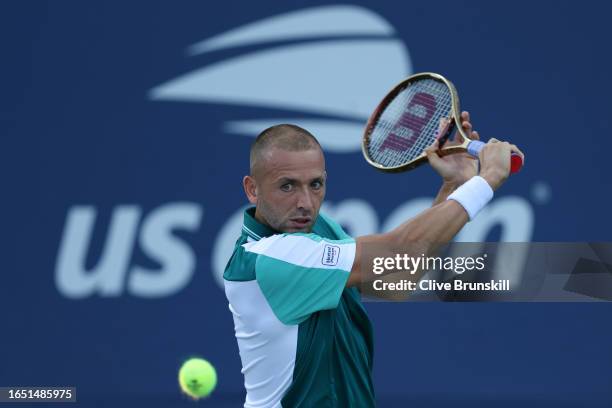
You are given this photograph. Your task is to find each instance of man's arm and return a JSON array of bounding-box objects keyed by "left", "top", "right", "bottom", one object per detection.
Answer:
[
  {"left": 347, "top": 198, "right": 467, "bottom": 288},
  {"left": 346, "top": 138, "right": 524, "bottom": 288}
]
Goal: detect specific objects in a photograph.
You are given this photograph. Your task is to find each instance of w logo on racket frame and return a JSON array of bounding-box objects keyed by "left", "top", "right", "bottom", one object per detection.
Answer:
[
  {"left": 148, "top": 5, "right": 412, "bottom": 153},
  {"left": 379, "top": 92, "right": 437, "bottom": 153}
]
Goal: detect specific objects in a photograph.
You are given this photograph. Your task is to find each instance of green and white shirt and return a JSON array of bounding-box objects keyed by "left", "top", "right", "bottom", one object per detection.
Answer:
[{"left": 224, "top": 208, "right": 375, "bottom": 407}]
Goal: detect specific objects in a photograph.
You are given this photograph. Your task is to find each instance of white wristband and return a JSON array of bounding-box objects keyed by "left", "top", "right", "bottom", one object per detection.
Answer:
[{"left": 447, "top": 176, "right": 494, "bottom": 220}]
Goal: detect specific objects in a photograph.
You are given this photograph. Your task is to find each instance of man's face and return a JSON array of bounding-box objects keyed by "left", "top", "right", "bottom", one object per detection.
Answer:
[{"left": 250, "top": 147, "right": 326, "bottom": 233}]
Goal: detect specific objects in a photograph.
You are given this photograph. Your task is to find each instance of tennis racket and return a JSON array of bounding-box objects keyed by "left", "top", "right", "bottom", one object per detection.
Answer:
[{"left": 362, "top": 72, "right": 523, "bottom": 173}]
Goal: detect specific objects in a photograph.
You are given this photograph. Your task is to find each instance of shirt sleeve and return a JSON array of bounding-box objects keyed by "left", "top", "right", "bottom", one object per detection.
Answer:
[{"left": 242, "top": 233, "right": 356, "bottom": 325}]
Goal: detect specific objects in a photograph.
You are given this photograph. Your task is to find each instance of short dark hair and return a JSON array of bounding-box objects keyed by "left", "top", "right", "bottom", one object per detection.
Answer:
[{"left": 250, "top": 124, "right": 321, "bottom": 175}]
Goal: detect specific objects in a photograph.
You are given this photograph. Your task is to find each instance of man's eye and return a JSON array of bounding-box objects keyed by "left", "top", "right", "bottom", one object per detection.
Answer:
[
  {"left": 280, "top": 184, "right": 292, "bottom": 192},
  {"left": 311, "top": 181, "right": 323, "bottom": 190}
]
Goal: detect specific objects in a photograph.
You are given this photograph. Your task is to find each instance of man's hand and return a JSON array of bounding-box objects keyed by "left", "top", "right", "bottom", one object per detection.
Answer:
[
  {"left": 426, "top": 111, "right": 479, "bottom": 187},
  {"left": 479, "top": 138, "right": 525, "bottom": 191}
]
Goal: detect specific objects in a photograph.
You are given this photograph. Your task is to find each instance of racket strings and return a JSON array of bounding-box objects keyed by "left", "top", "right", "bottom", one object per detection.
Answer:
[
  {"left": 367, "top": 78, "right": 453, "bottom": 168},
  {"left": 371, "top": 79, "right": 451, "bottom": 166}
]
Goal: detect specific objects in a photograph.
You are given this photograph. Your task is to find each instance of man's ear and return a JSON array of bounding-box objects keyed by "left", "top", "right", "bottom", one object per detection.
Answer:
[{"left": 243, "top": 175, "right": 258, "bottom": 205}]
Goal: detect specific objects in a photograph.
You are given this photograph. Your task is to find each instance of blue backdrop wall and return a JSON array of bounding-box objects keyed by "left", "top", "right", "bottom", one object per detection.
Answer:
[{"left": 1, "top": 1, "right": 611, "bottom": 406}]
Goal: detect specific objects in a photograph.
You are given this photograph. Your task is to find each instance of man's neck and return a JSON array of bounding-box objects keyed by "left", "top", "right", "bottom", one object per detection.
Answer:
[{"left": 253, "top": 208, "right": 275, "bottom": 232}]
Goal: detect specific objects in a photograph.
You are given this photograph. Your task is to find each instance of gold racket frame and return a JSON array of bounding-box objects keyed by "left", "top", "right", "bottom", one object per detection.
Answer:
[{"left": 362, "top": 72, "right": 472, "bottom": 173}]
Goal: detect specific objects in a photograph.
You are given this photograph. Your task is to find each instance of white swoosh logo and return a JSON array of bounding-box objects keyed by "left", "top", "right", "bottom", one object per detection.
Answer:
[{"left": 149, "top": 5, "right": 412, "bottom": 153}]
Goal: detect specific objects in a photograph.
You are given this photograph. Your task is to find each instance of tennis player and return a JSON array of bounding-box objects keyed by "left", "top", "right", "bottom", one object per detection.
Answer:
[{"left": 223, "top": 117, "right": 523, "bottom": 407}]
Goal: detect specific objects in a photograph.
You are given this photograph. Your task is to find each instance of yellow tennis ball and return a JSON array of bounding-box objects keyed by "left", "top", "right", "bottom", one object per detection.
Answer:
[{"left": 178, "top": 358, "right": 217, "bottom": 399}]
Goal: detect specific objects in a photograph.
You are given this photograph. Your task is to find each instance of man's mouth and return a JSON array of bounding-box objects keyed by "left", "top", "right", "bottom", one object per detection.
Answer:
[{"left": 289, "top": 217, "right": 312, "bottom": 229}]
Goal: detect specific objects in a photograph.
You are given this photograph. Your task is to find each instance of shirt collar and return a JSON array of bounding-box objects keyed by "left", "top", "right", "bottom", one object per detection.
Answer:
[{"left": 242, "top": 207, "right": 277, "bottom": 241}]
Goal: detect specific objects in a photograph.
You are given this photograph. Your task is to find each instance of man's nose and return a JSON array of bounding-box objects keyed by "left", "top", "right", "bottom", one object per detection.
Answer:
[{"left": 296, "top": 188, "right": 314, "bottom": 211}]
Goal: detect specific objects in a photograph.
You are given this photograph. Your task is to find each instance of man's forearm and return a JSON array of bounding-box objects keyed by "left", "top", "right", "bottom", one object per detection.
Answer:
[
  {"left": 388, "top": 199, "right": 468, "bottom": 246},
  {"left": 348, "top": 199, "right": 469, "bottom": 287}
]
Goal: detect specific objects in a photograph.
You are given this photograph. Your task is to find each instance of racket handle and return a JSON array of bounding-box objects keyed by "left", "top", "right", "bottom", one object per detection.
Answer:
[{"left": 466, "top": 140, "right": 523, "bottom": 174}]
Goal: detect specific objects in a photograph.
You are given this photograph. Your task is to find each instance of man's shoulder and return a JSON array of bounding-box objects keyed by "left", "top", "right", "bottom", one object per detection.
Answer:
[
  {"left": 223, "top": 234, "right": 258, "bottom": 282},
  {"left": 224, "top": 215, "right": 354, "bottom": 282}
]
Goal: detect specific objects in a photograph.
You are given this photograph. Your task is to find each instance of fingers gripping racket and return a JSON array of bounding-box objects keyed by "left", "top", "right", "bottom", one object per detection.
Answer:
[{"left": 362, "top": 72, "right": 523, "bottom": 173}]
